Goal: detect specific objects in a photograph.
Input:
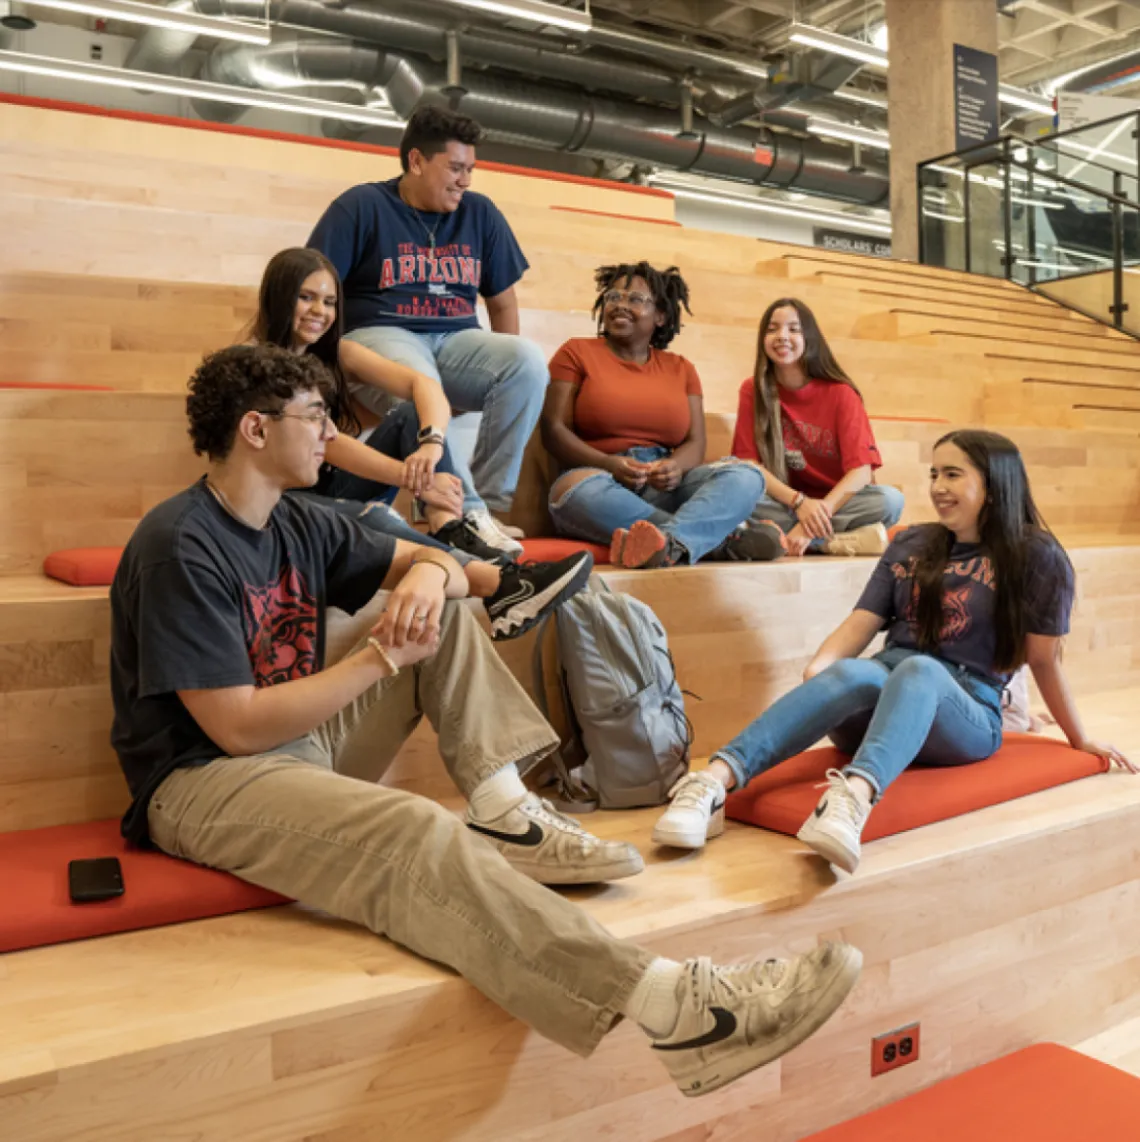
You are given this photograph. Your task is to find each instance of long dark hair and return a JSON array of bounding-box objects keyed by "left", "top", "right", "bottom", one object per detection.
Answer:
[
  {"left": 913, "top": 429, "right": 1070, "bottom": 672},
  {"left": 592, "top": 262, "right": 692, "bottom": 350},
  {"left": 249, "top": 247, "right": 360, "bottom": 435},
  {"left": 752, "top": 297, "right": 861, "bottom": 480}
]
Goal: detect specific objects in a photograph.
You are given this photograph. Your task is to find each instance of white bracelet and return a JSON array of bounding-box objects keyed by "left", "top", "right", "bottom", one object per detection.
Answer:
[{"left": 367, "top": 637, "right": 399, "bottom": 677}]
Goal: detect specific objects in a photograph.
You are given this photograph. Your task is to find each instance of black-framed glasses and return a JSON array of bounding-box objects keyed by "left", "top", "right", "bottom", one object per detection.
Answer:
[{"left": 255, "top": 408, "right": 333, "bottom": 434}]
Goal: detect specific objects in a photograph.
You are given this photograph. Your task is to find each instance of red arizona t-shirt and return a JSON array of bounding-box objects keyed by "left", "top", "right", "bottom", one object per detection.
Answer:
[{"left": 731, "top": 377, "right": 881, "bottom": 498}]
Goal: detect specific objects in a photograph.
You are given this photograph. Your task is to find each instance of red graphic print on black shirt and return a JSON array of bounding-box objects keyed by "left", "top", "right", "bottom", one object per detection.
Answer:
[
  {"left": 898, "top": 556, "right": 995, "bottom": 645},
  {"left": 242, "top": 565, "right": 318, "bottom": 687}
]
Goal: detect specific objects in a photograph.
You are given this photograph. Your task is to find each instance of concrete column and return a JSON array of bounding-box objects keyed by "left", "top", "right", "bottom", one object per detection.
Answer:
[{"left": 885, "top": 0, "right": 998, "bottom": 262}]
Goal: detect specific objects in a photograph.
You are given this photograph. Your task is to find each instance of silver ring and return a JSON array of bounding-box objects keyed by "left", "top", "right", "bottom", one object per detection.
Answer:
[{"left": 413, "top": 613, "right": 427, "bottom": 623}]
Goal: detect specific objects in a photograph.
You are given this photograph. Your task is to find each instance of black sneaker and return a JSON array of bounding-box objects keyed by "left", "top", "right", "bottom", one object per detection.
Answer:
[
  {"left": 430, "top": 517, "right": 510, "bottom": 564},
  {"left": 484, "top": 552, "right": 594, "bottom": 641},
  {"left": 705, "top": 520, "right": 786, "bottom": 563}
]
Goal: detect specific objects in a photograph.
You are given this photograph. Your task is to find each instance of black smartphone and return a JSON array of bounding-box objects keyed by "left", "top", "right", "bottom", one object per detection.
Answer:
[{"left": 68, "top": 857, "right": 125, "bottom": 904}]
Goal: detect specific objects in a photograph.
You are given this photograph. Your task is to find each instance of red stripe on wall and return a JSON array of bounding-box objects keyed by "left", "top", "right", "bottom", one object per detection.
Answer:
[{"left": 0, "top": 92, "right": 674, "bottom": 199}]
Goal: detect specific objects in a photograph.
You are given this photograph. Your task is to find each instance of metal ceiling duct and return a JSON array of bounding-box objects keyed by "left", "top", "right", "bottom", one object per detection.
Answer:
[
  {"left": 195, "top": 40, "right": 889, "bottom": 205},
  {"left": 126, "top": 0, "right": 730, "bottom": 104}
]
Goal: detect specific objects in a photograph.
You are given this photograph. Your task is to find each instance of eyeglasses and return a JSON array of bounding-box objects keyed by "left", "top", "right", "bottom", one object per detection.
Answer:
[
  {"left": 602, "top": 289, "right": 656, "bottom": 310},
  {"left": 256, "top": 408, "right": 333, "bottom": 435}
]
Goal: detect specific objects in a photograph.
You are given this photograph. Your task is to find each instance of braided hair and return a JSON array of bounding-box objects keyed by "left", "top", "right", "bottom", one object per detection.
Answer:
[{"left": 592, "top": 262, "right": 692, "bottom": 349}]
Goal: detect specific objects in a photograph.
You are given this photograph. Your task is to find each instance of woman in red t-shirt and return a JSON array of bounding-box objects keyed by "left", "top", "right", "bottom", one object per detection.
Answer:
[
  {"left": 542, "top": 262, "right": 784, "bottom": 568},
  {"left": 732, "top": 298, "right": 904, "bottom": 557}
]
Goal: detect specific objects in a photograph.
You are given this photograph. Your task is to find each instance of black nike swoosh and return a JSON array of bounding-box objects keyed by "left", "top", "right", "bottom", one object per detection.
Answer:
[
  {"left": 814, "top": 799, "right": 829, "bottom": 819},
  {"left": 653, "top": 1006, "right": 737, "bottom": 1052},
  {"left": 467, "top": 820, "right": 545, "bottom": 847}
]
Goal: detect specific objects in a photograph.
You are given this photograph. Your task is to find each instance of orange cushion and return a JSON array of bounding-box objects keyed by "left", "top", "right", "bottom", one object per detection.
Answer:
[
  {"left": 43, "top": 546, "right": 124, "bottom": 586},
  {"left": 803, "top": 1044, "right": 1140, "bottom": 1140},
  {"left": 725, "top": 733, "right": 1108, "bottom": 841},
  {"left": 0, "top": 818, "right": 289, "bottom": 953},
  {"left": 518, "top": 537, "right": 611, "bottom": 565}
]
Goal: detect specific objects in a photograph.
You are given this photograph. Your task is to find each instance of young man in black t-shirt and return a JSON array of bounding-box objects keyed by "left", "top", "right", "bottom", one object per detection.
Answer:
[{"left": 109, "top": 344, "right": 861, "bottom": 1095}]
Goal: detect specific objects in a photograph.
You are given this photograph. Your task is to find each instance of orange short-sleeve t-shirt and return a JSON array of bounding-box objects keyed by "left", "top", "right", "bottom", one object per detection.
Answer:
[{"left": 548, "top": 337, "right": 702, "bottom": 455}]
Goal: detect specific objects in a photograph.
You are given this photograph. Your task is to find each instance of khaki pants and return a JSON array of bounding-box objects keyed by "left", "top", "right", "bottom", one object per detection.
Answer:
[{"left": 148, "top": 602, "right": 651, "bottom": 1055}]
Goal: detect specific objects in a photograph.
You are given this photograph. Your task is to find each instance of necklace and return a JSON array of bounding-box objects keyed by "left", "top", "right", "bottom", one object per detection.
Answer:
[
  {"left": 205, "top": 478, "right": 258, "bottom": 529},
  {"left": 398, "top": 181, "right": 441, "bottom": 255}
]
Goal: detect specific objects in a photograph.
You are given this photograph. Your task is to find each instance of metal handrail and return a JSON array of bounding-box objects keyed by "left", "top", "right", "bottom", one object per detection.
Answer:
[{"left": 916, "top": 125, "right": 1140, "bottom": 333}]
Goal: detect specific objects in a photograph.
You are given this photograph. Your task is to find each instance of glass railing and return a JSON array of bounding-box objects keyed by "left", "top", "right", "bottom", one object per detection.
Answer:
[{"left": 918, "top": 131, "right": 1140, "bottom": 335}]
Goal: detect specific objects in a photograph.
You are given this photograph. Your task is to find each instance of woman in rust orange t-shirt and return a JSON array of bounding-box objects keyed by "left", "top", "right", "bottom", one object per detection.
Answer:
[
  {"left": 541, "top": 262, "right": 783, "bottom": 569},
  {"left": 732, "top": 298, "right": 904, "bottom": 557}
]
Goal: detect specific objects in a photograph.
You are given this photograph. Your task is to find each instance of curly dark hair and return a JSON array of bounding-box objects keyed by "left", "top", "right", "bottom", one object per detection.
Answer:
[
  {"left": 592, "top": 262, "right": 692, "bottom": 349},
  {"left": 186, "top": 344, "right": 333, "bottom": 461},
  {"left": 400, "top": 103, "right": 483, "bottom": 172}
]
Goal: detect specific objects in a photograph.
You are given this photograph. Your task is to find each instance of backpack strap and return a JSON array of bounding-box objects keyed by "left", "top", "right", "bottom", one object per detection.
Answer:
[{"left": 530, "top": 611, "right": 598, "bottom": 812}]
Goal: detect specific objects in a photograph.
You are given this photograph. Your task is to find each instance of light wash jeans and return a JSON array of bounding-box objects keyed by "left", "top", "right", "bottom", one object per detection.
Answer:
[
  {"left": 751, "top": 484, "right": 905, "bottom": 550},
  {"left": 548, "top": 446, "right": 766, "bottom": 564},
  {"left": 148, "top": 603, "right": 651, "bottom": 1057},
  {"left": 345, "top": 326, "right": 548, "bottom": 515},
  {"left": 712, "top": 647, "right": 1003, "bottom": 798}
]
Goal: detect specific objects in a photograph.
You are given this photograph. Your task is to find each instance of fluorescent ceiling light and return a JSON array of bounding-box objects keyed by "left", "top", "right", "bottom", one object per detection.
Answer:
[
  {"left": 24, "top": 0, "right": 270, "bottom": 43},
  {"left": 792, "top": 24, "right": 1053, "bottom": 118},
  {"left": 997, "top": 85, "right": 1053, "bottom": 115},
  {"left": 789, "top": 25, "right": 886, "bottom": 69},
  {"left": 0, "top": 48, "right": 405, "bottom": 126},
  {"left": 808, "top": 116, "right": 890, "bottom": 150},
  {"left": 658, "top": 183, "right": 891, "bottom": 236},
  {"left": 834, "top": 86, "right": 887, "bottom": 109},
  {"left": 434, "top": 0, "right": 590, "bottom": 32}
]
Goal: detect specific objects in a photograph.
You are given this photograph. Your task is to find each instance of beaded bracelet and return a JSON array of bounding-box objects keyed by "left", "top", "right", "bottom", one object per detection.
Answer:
[{"left": 367, "top": 637, "right": 400, "bottom": 677}]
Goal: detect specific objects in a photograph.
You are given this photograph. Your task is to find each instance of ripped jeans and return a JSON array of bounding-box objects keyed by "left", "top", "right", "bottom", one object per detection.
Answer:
[{"left": 547, "top": 446, "right": 766, "bottom": 564}]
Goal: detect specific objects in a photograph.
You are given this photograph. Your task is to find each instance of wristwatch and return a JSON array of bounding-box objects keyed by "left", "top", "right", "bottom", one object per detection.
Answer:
[{"left": 417, "top": 425, "right": 446, "bottom": 446}]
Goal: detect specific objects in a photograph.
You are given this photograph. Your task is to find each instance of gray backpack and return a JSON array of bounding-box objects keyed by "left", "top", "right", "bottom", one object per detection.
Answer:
[{"left": 532, "top": 578, "right": 692, "bottom": 810}]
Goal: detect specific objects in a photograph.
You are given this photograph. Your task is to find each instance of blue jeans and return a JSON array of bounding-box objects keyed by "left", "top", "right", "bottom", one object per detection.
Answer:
[
  {"left": 752, "top": 484, "right": 905, "bottom": 549},
  {"left": 320, "top": 403, "right": 460, "bottom": 506},
  {"left": 548, "top": 446, "right": 766, "bottom": 564},
  {"left": 344, "top": 326, "right": 548, "bottom": 515},
  {"left": 713, "top": 648, "right": 1003, "bottom": 798},
  {"left": 298, "top": 405, "right": 474, "bottom": 565},
  {"left": 298, "top": 494, "right": 472, "bottom": 564}
]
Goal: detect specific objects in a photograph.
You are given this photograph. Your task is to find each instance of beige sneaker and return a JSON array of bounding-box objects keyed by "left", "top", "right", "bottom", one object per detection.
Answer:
[
  {"left": 650, "top": 942, "right": 863, "bottom": 1097},
  {"left": 652, "top": 772, "right": 727, "bottom": 850},
  {"left": 822, "top": 522, "right": 889, "bottom": 557},
  {"left": 466, "top": 793, "right": 644, "bottom": 884},
  {"left": 796, "top": 769, "right": 871, "bottom": 874}
]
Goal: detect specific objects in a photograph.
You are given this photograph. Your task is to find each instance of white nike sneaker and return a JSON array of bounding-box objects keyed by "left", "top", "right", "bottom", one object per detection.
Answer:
[
  {"left": 650, "top": 943, "right": 863, "bottom": 1097},
  {"left": 464, "top": 508, "right": 524, "bottom": 559},
  {"left": 652, "top": 772, "right": 727, "bottom": 850},
  {"left": 466, "top": 793, "right": 644, "bottom": 884},
  {"left": 795, "top": 769, "right": 871, "bottom": 874}
]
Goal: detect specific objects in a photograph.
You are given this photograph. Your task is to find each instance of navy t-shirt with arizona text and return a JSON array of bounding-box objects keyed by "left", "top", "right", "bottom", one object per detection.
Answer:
[
  {"left": 855, "top": 525, "right": 1074, "bottom": 688},
  {"left": 110, "top": 481, "right": 395, "bottom": 844},
  {"left": 307, "top": 178, "right": 529, "bottom": 334}
]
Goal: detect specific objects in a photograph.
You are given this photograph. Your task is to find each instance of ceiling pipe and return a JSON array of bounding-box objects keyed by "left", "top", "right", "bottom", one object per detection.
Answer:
[
  {"left": 126, "top": 0, "right": 755, "bottom": 104},
  {"left": 194, "top": 39, "right": 889, "bottom": 205}
]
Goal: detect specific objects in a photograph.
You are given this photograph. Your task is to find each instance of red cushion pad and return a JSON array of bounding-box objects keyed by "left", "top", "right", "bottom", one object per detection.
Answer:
[
  {"left": 0, "top": 818, "right": 289, "bottom": 953},
  {"left": 518, "top": 537, "right": 611, "bottom": 565},
  {"left": 43, "top": 546, "right": 124, "bottom": 586},
  {"left": 725, "top": 733, "right": 1108, "bottom": 841},
  {"left": 803, "top": 1044, "right": 1140, "bottom": 1140}
]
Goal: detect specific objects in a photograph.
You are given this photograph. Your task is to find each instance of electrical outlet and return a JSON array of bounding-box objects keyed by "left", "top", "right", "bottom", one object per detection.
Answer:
[{"left": 871, "top": 1022, "right": 921, "bottom": 1077}]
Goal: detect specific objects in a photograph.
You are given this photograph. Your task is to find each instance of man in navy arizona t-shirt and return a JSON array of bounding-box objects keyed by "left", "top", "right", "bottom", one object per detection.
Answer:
[{"left": 308, "top": 104, "right": 546, "bottom": 555}]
